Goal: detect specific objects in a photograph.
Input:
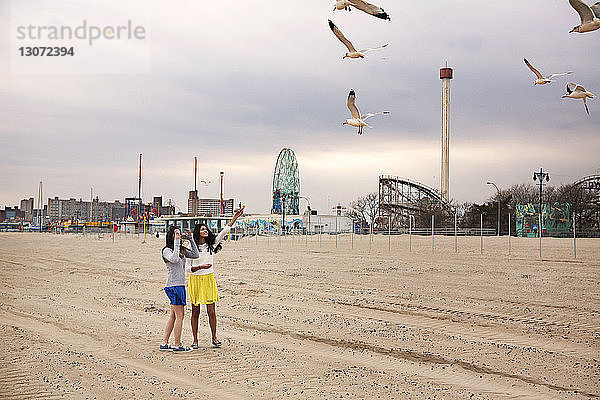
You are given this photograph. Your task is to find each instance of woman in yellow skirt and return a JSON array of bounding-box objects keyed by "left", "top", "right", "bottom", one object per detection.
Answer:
[{"left": 186, "top": 206, "right": 244, "bottom": 348}]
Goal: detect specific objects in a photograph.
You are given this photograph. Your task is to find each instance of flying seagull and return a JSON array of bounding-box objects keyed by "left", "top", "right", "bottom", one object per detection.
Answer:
[
  {"left": 333, "top": 0, "right": 391, "bottom": 21},
  {"left": 562, "top": 82, "right": 596, "bottom": 114},
  {"left": 343, "top": 89, "right": 389, "bottom": 135},
  {"left": 568, "top": 0, "right": 600, "bottom": 33},
  {"left": 328, "top": 20, "right": 388, "bottom": 59},
  {"left": 523, "top": 58, "right": 572, "bottom": 85}
]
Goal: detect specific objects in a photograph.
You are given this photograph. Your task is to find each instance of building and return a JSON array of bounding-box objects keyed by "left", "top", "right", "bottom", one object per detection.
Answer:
[
  {"left": 20, "top": 198, "right": 34, "bottom": 219},
  {"left": 187, "top": 194, "right": 234, "bottom": 217},
  {"left": 198, "top": 198, "right": 234, "bottom": 216},
  {"left": 302, "top": 212, "right": 352, "bottom": 234},
  {"left": 0, "top": 206, "right": 26, "bottom": 222},
  {"left": 188, "top": 190, "right": 199, "bottom": 215},
  {"left": 48, "top": 197, "right": 131, "bottom": 222}
]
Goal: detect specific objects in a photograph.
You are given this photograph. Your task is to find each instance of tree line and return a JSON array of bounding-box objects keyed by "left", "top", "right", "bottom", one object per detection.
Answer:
[{"left": 347, "top": 183, "right": 598, "bottom": 234}]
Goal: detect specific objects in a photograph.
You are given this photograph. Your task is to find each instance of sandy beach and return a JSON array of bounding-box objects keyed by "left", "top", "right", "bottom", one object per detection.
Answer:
[{"left": 0, "top": 232, "right": 598, "bottom": 399}]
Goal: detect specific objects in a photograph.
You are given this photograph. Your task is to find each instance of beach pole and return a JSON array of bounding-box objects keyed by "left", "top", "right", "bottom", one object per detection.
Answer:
[
  {"left": 319, "top": 217, "right": 322, "bottom": 248},
  {"left": 573, "top": 212, "right": 576, "bottom": 259},
  {"left": 431, "top": 214, "right": 435, "bottom": 253},
  {"left": 369, "top": 222, "right": 372, "bottom": 252},
  {"left": 539, "top": 213, "right": 542, "bottom": 258},
  {"left": 508, "top": 214, "right": 511, "bottom": 256},
  {"left": 351, "top": 220, "right": 354, "bottom": 249},
  {"left": 409, "top": 215, "right": 412, "bottom": 252},
  {"left": 388, "top": 215, "right": 392, "bottom": 251},
  {"left": 454, "top": 213, "right": 457, "bottom": 253},
  {"left": 480, "top": 213, "right": 483, "bottom": 255},
  {"left": 335, "top": 215, "right": 338, "bottom": 249}
]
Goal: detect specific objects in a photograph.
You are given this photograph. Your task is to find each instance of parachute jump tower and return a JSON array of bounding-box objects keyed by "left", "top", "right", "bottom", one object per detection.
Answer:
[{"left": 271, "top": 148, "right": 300, "bottom": 215}]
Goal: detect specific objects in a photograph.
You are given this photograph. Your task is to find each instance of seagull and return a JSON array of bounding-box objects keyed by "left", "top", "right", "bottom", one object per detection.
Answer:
[
  {"left": 333, "top": 0, "right": 391, "bottom": 21},
  {"left": 523, "top": 58, "right": 572, "bottom": 85},
  {"left": 343, "top": 89, "right": 389, "bottom": 135},
  {"left": 568, "top": 0, "right": 600, "bottom": 33},
  {"left": 562, "top": 82, "right": 596, "bottom": 114},
  {"left": 333, "top": 0, "right": 351, "bottom": 11},
  {"left": 328, "top": 20, "right": 388, "bottom": 59}
]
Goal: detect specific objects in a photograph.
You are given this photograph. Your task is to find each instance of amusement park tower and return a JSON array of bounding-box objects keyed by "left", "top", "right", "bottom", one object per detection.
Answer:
[{"left": 440, "top": 66, "right": 453, "bottom": 202}]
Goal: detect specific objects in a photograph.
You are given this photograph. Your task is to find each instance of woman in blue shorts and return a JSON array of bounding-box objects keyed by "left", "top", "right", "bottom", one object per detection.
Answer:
[{"left": 160, "top": 225, "right": 199, "bottom": 352}]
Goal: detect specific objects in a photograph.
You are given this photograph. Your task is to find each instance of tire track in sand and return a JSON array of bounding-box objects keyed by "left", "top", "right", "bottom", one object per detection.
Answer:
[{"left": 224, "top": 317, "right": 599, "bottom": 399}]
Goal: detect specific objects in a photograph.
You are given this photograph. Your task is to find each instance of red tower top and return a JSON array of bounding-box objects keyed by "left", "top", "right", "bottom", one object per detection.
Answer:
[{"left": 440, "top": 67, "right": 453, "bottom": 79}]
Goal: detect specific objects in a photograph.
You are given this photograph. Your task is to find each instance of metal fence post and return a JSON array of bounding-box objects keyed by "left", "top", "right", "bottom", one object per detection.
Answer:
[
  {"left": 539, "top": 213, "right": 542, "bottom": 258},
  {"left": 351, "top": 219, "right": 354, "bottom": 250},
  {"left": 388, "top": 215, "right": 391, "bottom": 252},
  {"left": 573, "top": 212, "right": 576, "bottom": 259},
  {"left": 508, "top": 214, "right": 511, "bottom": 256},
  {"left": 431, "top": 214, "right": 435, "bottom": 253},
  {"left": 480, "top": 213, "right": 483, "bottom": 255},
  {"left": 409, "top": 215, "right": 413, "bottom": 252},
  {"left": 454, "top": 213, "right": 457, "bottom": 253}
]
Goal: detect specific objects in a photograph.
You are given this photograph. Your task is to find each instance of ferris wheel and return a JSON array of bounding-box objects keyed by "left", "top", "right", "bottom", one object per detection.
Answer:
[{"left": 272, "top": 148, "right": 300, "bottom": 215}]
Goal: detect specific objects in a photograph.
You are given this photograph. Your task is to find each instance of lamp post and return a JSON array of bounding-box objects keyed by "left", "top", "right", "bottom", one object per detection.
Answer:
[
  {"left": 532, "top": 168, "right": 550, "bottom": 252},
  {"left": 486, "top": 181, "right": 500, "bottom": 236}
]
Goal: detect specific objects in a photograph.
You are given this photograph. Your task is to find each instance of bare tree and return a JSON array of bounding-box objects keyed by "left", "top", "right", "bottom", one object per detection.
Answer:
[{"left": 346, "top": 192, "right": 379, "bottom": 231}]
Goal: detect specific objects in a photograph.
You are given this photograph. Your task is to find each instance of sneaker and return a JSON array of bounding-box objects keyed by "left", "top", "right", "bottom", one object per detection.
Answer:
[
  {"left": 159, "top": 344, "right": 173, "bottom": 351},
  {"left": 212, "top": 339, "right": 222, "bottom": 348},
  {"left": 191, "top": 344, "right": 199, "bottom": 349},
  {"left": 172, "top": 345, "right": 193, "bottom": 353}
]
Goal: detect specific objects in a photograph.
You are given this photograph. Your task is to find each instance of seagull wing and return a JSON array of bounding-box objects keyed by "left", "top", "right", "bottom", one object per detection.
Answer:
[
  {"left": 347, "top": 90, "right": 360, "bottom": 119},
  {"left": 569, "top": 0, "right": 595, "bottom": 23},
  {"left": 523, "top": 58, "right": 544, "bottom": 79},
  {"left": 328, "top": 20, "right": 356, "bottom": 53},
  {"left": 348, "top": 0, "right": 390, "bottom": 20},
  {"left": 359, "top": 43, "right": 388, "bottom": 53},
  {"left": 566, "top": 82, "right": 577, "bottom": 94},
  {"left": 362, "top": 111, "right": 390, "bottom": 120},
  {"left": 591, "top": 1, "right": 600, "bottom": 17},
  {"left": 546, "top": 71, "right": 573, "bottom": 79},
  {"left": 575, "top": 84, "right": 587, "bottom": 93}
]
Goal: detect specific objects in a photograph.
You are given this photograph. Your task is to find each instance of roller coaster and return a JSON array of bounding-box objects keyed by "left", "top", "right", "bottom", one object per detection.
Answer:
[
  {"left": 573, "top": 174, "right": 600, "bottom": 230},
  {"left": 378, "top": 175, "right": 453, "bottom": 225}
]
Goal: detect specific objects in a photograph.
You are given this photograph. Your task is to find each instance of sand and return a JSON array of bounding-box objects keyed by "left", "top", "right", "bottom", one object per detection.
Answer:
[{"left": 0, "top": 231, "right": 598, "bottom": 399}]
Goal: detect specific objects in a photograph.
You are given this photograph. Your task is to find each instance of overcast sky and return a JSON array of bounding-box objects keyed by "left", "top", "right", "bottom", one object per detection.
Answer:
[{"left": 1, "top": 0, "right": 598, "bottom": 214}]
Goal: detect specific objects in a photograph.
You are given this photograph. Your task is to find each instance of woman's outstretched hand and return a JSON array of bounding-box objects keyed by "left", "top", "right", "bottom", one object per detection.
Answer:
[{"left": 228, "top": 205, "right": 245, "bottom": 226}]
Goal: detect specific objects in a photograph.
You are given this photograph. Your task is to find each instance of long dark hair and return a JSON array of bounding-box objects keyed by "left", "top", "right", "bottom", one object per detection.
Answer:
[
  {"left": 193, "top": 223, "right": 222, "bottom": 254},
  {"left": 162, "top": 225, "right": 182, "bottom": 262}
]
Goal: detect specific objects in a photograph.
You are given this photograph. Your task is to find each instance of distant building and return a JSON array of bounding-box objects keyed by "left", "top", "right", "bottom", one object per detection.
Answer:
[
  {"left": 198, "top": 198, "right": 234, "bottom": 216},
  {"left": 0, "top": 206, "right": 26, "bottom": 222},
  {"left": 188, "top": 190, "right": 199, "bottom": 215},
  {"left": 47, "top": 197, "right": 132, "bottom": 222},
  {"left": 187, "top": 191, "right": 234, "bottom": 216},
  {"left": 20, "top": 198, "right": 34, "bottom": 217}
]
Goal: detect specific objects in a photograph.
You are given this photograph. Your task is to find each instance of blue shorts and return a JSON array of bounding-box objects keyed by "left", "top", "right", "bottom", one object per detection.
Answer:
[{"left": 164, "top": 285, "right": 186, "bottom": 306}]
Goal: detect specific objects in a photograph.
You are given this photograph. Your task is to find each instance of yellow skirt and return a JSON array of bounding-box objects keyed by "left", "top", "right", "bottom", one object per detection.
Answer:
[{"left": 188, "top": 273, "right": 220, "bottom": 306}]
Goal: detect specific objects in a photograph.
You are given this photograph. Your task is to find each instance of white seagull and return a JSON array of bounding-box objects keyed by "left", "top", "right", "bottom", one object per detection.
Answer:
[
  {"left": 568, "top": 0, "right": 600, "bottom": 33},
  {"left": 562, "top": 82, "right": 596, "bottom": 114},
  {"left": 328, "top": 20, "right": 388, "bottom": 59},
  {"left": 343, "top": 89, "right": 389, "bottom": 135},
  {"left": 333, "top": 0, "right": 391, "bottom": 21},
  {"left": 523, "top": 58, "right": 572, "bottom": 85}
]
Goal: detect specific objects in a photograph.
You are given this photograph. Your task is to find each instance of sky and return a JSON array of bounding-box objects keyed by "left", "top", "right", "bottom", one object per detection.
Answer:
[{"left": 1, "top": 0, "right": 599, "bottom": 214}]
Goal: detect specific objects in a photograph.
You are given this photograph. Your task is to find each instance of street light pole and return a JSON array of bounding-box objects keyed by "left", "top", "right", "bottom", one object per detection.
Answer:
[
  {"left": 486, "top": 181, "right": 500, "bottom": 236},
  {"left": 532, "top": 168, "right": 550, "bottom": 242}
]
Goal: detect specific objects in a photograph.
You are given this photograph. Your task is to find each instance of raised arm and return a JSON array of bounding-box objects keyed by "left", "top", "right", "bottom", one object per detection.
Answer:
[
  {"left": 227, "top": 205, "right": 245, "bottom": 227},
  {"left": 162, "top": 238, "right": 182, "bottom": 263},
  {"left": 181, "top": 235, "right": 200, "bottom": 259}
]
